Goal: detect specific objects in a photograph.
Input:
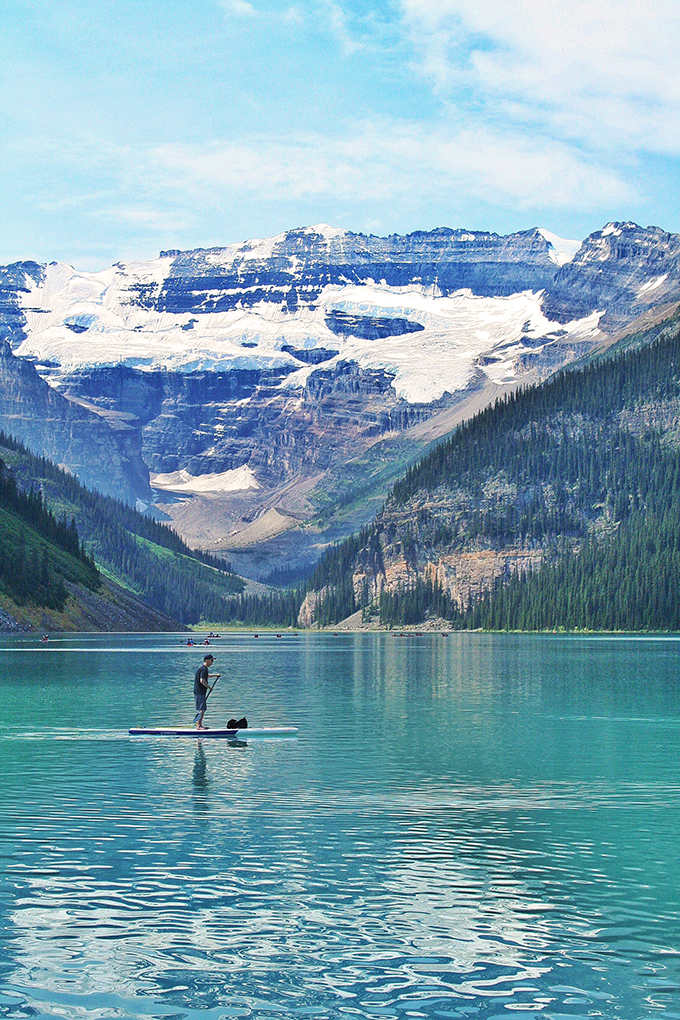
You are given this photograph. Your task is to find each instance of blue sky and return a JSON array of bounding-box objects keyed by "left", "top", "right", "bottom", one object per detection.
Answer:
[{"left": 2, "top": 0, "right": 679, "bottom": 267}]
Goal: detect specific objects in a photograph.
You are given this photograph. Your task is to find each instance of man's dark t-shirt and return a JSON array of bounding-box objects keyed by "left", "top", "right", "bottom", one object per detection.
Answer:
[{"left": 194, "top": 664, "right": 209, "bottom": 697}]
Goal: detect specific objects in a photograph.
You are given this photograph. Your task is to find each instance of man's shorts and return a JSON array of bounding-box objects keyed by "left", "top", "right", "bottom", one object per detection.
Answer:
[{"left": 195, "top": 691, "right": 207, "bottom": 713}]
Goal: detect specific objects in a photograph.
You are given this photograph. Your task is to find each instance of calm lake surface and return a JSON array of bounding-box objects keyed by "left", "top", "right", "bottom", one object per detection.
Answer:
[{"left": 1, "top": 632, "right": 679, "bottom": 1020}]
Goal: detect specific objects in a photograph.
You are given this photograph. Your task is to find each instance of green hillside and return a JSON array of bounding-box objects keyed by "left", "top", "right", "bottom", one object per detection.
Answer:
[
  {"left": 0, "top": 433, "right": 245, "bottom": 627},
  {"left": 302, "top": 313, "right": 680, "bottom": 631},
  {"left": 0, "top": 457, "right": 99, "bottom": 614}
]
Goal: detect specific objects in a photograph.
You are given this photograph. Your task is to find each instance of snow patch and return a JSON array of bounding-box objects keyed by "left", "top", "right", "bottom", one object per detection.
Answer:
[
  {"left": 195, "top": 223, "right": 345, "bottom": 269},
  {"left": 639, "top": 274, "right": 668, "bottom": 293},
  {"left": 307, "top": 223, "right": 346, "bottom": 239},
  {"left": 151, "top": 465, "right": 260, "bottom": 494},
  {"left": 279, "top": 365, "right": 315, "bottom": 390},
  {"left": 538, "top": 228, "right": 581, "bottom": 266}
]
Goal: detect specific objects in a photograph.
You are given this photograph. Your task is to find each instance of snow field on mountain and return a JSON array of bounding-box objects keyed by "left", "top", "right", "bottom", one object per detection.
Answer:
[
  {"left": 537, "top": 228, "right": 581, "bottom": 265},
  {"left": 17, "top": 260, "right": 601, "bottom": 405},
  {"left": 151, "top": 465, "right": 260, "bottom": 494}
]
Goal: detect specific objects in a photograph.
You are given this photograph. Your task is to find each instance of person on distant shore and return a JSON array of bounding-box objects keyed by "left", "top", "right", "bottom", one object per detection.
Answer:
[{"left": 194, "top": 653, "right": 220, "bottom": 729}]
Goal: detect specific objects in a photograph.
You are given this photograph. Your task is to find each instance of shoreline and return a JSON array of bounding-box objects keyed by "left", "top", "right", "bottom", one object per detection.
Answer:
[{"left": 5, "top": 623, "right": 679, "bottom": 637}]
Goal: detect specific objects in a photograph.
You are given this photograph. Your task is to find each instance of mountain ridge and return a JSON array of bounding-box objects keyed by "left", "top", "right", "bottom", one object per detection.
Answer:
[{"left": 1, "top": 219, "right": 679, "bottom": 581}]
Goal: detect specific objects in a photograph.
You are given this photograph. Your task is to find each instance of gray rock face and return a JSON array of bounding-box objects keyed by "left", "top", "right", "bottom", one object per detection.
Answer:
[
  {"left": 155, "top": 226, "right": 560, "bottom": 316},
  {"left": 55, "top": 360, "right": 438, "bottom": 488},
  {"left": 0, "top": 262, "right": 44, "bottom": 348},
  {"left": 0, "top": 343, "right": 150, "bottom": 502},
  {"left": 325, "top": 311, "right": 424, "bottom": 340},
  {"left": 543, "top": 222, "right": 680, "bottom": 325}
]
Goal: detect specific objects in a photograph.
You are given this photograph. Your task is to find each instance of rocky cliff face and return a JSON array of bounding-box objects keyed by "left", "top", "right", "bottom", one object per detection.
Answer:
[
  {"left": 50, "top": 359, "right": 436, "bottom": 490},
  {"left": 155, "top": 225, "right": 560, "bottom": 315},
  {"left": 0, "top": 342, "right": 150, "bottom": 503},
  {"left": 0, "top": 261, "right": 44, "bottom": 347},
  {"left": 1, "top": 221, "right": 679, "bottom": 577},
  {"left": 543, "top": 222, "right": 680, "bottom": 325},
  {"left": 344, "top": 483, "right": 551, "bottom": 618}
]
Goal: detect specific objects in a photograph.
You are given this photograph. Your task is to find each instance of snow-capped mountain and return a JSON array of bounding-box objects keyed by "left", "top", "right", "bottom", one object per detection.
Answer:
[
  {"left": 15, "top": 258, "right": 600, "bottom": 404},
  {"left": 1, "top": 221, "right": 678, "bottom": 576}
]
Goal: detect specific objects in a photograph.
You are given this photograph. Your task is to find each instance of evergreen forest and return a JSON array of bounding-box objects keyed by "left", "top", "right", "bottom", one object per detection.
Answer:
[
  {"left": 304, "top": 314, "right": 680, "bottom": 631},
  {"left": 0, "top": 456, "right": 99, "bottom": 611},
  {"left": 0, "top": 433, "right": 244, "bottom": 623}
]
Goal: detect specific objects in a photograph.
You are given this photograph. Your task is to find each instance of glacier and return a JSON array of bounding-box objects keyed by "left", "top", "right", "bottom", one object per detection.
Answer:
[{"left": 17, "top": 260, "right": 602, "bottom": 405}]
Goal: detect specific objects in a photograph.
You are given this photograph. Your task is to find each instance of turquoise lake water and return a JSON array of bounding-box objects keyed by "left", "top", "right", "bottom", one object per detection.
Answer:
[{"left": 1, "top": 631, "right": 680, "bottom": 1019}]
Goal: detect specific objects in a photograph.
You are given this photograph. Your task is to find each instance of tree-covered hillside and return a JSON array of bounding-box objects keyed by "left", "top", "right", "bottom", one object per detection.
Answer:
[
  {"left": 0, "top": 433, "right": 244, "bottom": 625},
  {"left": 303, "top": 313, "right": 680, "bottom": 630},
  {"left": 0, "top": 456, "right": 99, "bottom": 613}
]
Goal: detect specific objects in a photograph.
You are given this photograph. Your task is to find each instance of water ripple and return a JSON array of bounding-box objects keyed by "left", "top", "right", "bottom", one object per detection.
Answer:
[{"left": 1, "top": 633, "right": 680, "bottom": 1018}]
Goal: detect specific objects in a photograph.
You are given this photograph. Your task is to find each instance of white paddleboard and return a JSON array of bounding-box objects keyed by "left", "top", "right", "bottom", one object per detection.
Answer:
[{"left": 129, "top": 726, "right": 298, "bottom": 738}]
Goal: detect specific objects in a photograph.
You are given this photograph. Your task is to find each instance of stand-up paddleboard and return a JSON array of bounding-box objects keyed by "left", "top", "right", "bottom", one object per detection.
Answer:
[{"left": 129, "top": 726, "right": 298, "bottom": 738}]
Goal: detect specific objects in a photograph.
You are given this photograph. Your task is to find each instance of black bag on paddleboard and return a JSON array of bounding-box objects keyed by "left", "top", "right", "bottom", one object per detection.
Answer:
[{"left": 227, "top": 717, "right": 248, "bottom": 729}]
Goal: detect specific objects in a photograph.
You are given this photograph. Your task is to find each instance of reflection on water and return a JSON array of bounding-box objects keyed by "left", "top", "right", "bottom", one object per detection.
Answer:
[
  {"left": 1, "top": 632, "right": 680, "bottom": 1019},
  {"left": 192, "top": 741, "right": 209, "bottom": 815},
  {"left": 193, "top": 740, "right": 208, "bottom": 787}
]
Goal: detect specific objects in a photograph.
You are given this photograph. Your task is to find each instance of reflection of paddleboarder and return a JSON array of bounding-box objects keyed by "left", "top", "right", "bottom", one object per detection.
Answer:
[
  {"left": 193, "top": 743, "right": 208, "bottom": 787},
  {"left": 193, "top": 653, "right": 220, "bottom": 729}
]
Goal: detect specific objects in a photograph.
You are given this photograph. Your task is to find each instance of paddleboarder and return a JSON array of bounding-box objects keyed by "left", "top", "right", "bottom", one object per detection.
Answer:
[{"left": 194, "top": 653, "right": 220, "bottom": 729}]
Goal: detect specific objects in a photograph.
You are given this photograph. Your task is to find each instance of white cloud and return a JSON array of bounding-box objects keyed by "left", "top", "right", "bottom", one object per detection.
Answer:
[
  {"left": 100, "top": 206, "right": 194, "bottom": 233},
  {"left": 399, "top": 0, "right": 680, "bottom": 156},
  {"left": 148, "top": 120, "right": 633, "bottom": 210},
  {"left": 15, "top": 118, "right": 634, "bottom": 226},
  {"left": 282, "top": 6, "right": 304, "bottom": 25},
  {"left": 217, "top": 0, "right": 257, "bottom": 16},
  {"left": 321, "top": 0, "right": 366, "bottom": 55},
  {"left": 315, "top": 0, "right": 385, "bottom": 55},
  {"left": 4, "top": 114, "right": 636, "bottom": 269}
]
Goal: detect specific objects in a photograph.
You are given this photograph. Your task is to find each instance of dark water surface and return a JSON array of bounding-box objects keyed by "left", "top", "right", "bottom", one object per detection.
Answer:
[{"left": 1, "top": 632, "right": 679, "bottom": 1019}]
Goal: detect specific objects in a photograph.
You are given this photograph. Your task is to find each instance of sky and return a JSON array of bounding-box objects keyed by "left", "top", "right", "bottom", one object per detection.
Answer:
[{"left": 1, "top": 0, "right": 679, "bottom": 268}]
